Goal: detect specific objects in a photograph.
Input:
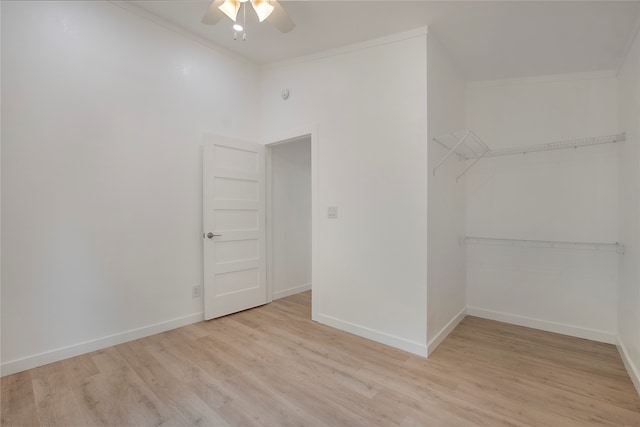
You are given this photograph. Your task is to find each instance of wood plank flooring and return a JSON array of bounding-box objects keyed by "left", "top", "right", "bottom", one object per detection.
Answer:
[{"left": 2, "top": 291, "right": 640, "bottom": 426}]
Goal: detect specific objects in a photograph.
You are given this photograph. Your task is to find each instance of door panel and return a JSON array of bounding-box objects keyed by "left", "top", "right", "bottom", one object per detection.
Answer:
[
  {"left": 214, "top": 209, "right": 258, "bottom": 231},
  {"left": 203, "top": 134, "right": 266, "bottom": 320},
  {"left": 215, "top": 268, "right": 260, "bottom": 295},
  {"left": 214, "top": 178, "right": 258, "bottom": 200},
  {"left": 212, "top": 144, "right": 259, "bottom": 171},
  {"left": 215, "top": 240, "right": 259, "bottom": 264}
]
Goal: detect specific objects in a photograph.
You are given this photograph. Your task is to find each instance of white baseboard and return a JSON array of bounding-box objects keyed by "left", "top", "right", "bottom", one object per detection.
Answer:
[
  {"left": 617, "top": 336, "right": 640, "bottom": 396},
  {"left": 466, "top": 306, "right": 616, "bottom": 344},
  {"left": 427, "top": 307, "right": 467, "bottom": 355},
  {"left": 1, "top": 312, "right": 204, "bottom": 377},
  {"left": 273, "top": 283, "right": 312, "bottom": 300},
  {"left": 316, "top": 313, "right": 427, "bottom": 357}
]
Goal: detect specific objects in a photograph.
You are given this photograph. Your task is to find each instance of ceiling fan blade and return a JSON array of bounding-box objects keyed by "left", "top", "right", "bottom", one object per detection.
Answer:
[
  {"left": 202, "top": 0, "right": 226, "bottom": 25},
  {"left": 250, "top": 0, "right": 275, "bottom": 22},
  {"left": 266, "top": 0, "right": 295, "bottom": 33}
]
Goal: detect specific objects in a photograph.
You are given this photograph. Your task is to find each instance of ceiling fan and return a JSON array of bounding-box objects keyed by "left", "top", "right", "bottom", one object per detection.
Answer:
[{"left": 202, "top": 0, "right": 295, "bottom": 34}]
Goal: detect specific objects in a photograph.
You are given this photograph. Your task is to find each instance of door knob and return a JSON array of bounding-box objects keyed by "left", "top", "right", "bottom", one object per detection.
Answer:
[{"left": 206, "top": 232, "right": 221, "bottom": 239}]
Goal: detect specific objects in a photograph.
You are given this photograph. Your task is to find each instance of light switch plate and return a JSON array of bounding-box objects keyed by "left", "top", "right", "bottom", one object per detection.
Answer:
[{"left": 328, "top": 206, "right": 338, "bottom": 219}]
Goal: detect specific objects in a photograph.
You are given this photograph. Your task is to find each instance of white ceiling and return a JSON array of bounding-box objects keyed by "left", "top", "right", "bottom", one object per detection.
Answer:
[{"left": 134, "top": 1, "right": 640, "bottom": 81}]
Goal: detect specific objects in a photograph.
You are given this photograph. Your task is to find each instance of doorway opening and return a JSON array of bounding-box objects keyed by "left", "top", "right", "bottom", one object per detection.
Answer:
[{"left": 266, "top": 132, "right": 316, "bottom": 319}]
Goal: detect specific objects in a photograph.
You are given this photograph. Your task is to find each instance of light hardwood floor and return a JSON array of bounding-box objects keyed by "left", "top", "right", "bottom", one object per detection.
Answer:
[{"left": 2, "top": 291, "right": 640, "bottom": 426}]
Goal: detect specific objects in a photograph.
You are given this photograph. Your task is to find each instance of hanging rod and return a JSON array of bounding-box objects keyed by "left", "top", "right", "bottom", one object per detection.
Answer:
[
  {"left": 465, "top": 236, "right": 625, "bottom": 254},
  {"left": 463, "top": 133, "right": 625, "bottom": 160}
]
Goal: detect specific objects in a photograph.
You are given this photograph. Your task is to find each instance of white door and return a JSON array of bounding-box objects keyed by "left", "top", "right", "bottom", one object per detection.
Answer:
[{"left": 203, "top": 133, "right": 267, "bottom": 320}]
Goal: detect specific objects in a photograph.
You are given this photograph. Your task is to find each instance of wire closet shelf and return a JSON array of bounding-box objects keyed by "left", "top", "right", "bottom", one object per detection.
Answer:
[
  {"left": 432, "top": 131, "right": 625, "bottom": 182},
  {"left": 466, "top": 236, "right": 625, "bottom": 255}
]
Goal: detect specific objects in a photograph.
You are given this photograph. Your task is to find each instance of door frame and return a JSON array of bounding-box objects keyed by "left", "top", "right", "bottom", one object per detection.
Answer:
[{"left": 264, "top": 125, "right": 319, "bottom": 321}]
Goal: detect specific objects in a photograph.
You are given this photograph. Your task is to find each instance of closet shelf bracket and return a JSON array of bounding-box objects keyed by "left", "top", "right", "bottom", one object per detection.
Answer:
[{"left": 432, "top": 130, "right": 490, "bottom": 182}]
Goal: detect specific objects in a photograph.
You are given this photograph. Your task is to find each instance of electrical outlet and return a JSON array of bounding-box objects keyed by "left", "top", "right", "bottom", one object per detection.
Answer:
[
  {"left": 192, "top": 285, "right": 202, "bottom": 298},
  {"left": 328, "top": 206, "right": 338, "bottom": 219}
]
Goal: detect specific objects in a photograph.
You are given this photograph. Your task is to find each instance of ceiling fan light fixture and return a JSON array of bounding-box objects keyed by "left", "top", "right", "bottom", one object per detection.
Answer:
[
  {"left": 233, "top": 23, "right": 243, "bottom": 31},
  {"left": 251, "top": 0, "right": 275, "bottom": 22},
  {"left": 218, "top": 0, "right": 240, "bottom": 22}
]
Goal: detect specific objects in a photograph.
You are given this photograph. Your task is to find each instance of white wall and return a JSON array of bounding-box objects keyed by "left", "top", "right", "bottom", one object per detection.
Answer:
[
  {"left": 617, "top": 25, "right": 640, "bottom": 391},
  {"left": 270, "top": 138, "right": 312, "bottom": 300},
  {"left": 1, "top": 1, "right": 259, "bottom": 374},
  {"left": 465, "top": 72, "right": 619, "bottom": 342},
  {"left": 260, "top": 32, "right": 429, "bottom": 355},
  {"left": 426, "top": 33, "right": 467, "bottom": 353}
]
